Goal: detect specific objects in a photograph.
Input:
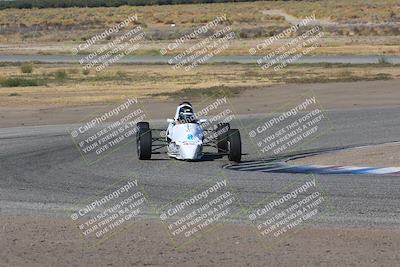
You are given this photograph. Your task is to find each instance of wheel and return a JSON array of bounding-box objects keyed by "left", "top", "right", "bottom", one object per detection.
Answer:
[
  {"left": 137, "top": 122, "right": 149, "bottom": 129},
  {"left": 216, "top": 123, "right": 230, "bottom": 153},
  {"left": 227, "top": 129, "right": 241, "bottom": 162},
  {"left": 136, "top": 122, "right": 152, "bottom": 160}
]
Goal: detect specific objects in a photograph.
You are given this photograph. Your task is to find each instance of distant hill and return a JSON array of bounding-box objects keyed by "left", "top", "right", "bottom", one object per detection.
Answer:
[{"left": 0, "top": 0, "right": 270, "bottom": 9}]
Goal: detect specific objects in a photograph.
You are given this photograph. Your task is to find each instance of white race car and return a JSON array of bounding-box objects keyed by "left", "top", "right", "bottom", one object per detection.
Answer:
[{"left": 136, "top": 102, "right": 241, "bottom": 162}]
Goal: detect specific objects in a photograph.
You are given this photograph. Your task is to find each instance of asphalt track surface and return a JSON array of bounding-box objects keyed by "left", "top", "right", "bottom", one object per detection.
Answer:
[{"left": 1, "top": 106, "right": 400, "bottom": 228}]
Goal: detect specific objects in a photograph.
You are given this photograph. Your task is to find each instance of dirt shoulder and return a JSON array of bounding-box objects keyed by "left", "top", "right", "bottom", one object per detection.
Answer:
[
  {"left": 1, "top": 79, "right": 400, "bottom": 128},
  {"left": 291, "top": 143, "right": 400, "bottom": 168},
  {"left": 1, "top": 215, "right": 399, "bottom": 266}
]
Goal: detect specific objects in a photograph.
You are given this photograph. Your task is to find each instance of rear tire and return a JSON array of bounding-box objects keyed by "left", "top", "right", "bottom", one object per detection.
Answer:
[
  {"left": 227, "top": 129, "right": 241, "bottom": 162},
  {"left": 136, "top": 122, "right": 152, "bottom": 160},
  {"left": 216, "top": 123, "right": 230, "bottom": 153}
]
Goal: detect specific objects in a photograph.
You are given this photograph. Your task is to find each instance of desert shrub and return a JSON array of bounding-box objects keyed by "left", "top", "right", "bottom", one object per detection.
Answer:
[
  {"left": 54, "top": 70, "right": 68, "bottom": 80},
  {"left": 68, "top": 68, "right": 79, "bottom": 74},
  {"left": 0, "top": 1, "right": 263, "bottom": 10},
  {"left": 9, "top": 92, "right": 22, "bottom": 96},
  {"left": 20, "top": 63, "right": 33, "bottom": 74},
  {"left": 0, "top": 77, "right": 46, "bottom": 87},
  {"left": 116, "top": 71, "right": 127, "bottom": 78}
]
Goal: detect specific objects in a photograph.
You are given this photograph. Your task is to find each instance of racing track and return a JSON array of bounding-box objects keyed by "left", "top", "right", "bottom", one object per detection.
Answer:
[{"left": 1, "top": 106, "right": 400, "bottom": 227}]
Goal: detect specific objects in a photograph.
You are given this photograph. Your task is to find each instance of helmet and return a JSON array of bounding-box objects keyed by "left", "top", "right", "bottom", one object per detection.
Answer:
[
  {"left": 179, "top": 101, "right": 192, "bottom": 106},
  {"left": 178, "top": 104, "right": 196, "bottom": 123}
]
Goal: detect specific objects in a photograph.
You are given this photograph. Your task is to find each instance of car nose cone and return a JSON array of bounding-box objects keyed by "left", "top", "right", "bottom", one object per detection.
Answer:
[{"left": 180, "top": 144, "right": 201, "bottom": 160}]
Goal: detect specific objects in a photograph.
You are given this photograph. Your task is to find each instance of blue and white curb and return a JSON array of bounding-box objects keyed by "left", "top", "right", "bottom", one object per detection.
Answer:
[{"left": 224, "top": 161, "right": 400, "bottom": 176}]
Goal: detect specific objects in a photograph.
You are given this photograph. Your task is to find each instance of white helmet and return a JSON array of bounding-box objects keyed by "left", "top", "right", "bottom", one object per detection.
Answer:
[{"left": 174, "top": 102, "right": 196, "bottom": 123}]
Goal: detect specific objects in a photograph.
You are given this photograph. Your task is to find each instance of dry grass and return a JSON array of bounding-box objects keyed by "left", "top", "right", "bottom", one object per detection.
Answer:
[
  {"left": 0, "top": 0, "right": 398, "bottom": 28},
  {"left": 0, "top": 63, "right": 399, "bottom": 107},
  {"left": 0, "top": 0, "right": 399, "bottom": 45}
]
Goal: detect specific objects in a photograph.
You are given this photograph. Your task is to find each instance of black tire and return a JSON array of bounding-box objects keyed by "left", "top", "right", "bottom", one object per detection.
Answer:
[
  {"left": 216, "top": 123, "right": 230, "bottom": 153},
  {"left": 137, "top": 122, "right": 149, "bottom": 130},
  {"left": 227, "top": 129, "right": 241, "bottom": 162},
  {"left": 136, "top": 122, "right": 152, "bottom": 160},
  {"left": 136, "top": 122, "right": 149, "bottom": 144}
]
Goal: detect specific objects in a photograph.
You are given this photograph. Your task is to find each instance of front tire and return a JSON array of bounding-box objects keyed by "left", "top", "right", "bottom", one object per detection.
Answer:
[
  {"left": 227, "top": 129, "right": 241, "bottom": 162},
  {"left": 137, "top": 122, "right": 152, "bottom": 160},
  {"left": 216, "top": 123, "right": 230, "bottom": 153}
]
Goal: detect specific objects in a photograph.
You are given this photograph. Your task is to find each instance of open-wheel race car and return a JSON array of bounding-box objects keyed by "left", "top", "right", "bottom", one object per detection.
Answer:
[{"left": 136, "top": 102, "right": 241, "bottom": 162}]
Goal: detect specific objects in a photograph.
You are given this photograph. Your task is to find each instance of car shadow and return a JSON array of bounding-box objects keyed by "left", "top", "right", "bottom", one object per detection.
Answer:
[{"left": 199, "top": 153, "right": 225, "bottom": 161}]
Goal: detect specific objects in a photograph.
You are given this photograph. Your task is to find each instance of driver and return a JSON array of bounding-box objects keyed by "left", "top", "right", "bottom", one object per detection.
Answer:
[
  {"left": 176, "top": 102, "right": 196, "bottom": 124},
  {"left": 166, "top": 102, "right": 196, "bottom": 142}
]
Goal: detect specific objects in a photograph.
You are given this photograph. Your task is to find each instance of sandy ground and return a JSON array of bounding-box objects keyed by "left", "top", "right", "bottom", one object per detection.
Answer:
[
  {"left": 1, "top": 79, "right": 400, "bottom": 128},
  {"left": 1, "top": 215, "right": 399, "bottom": 266},
  {"left": 292, "top": 143, "right": 400, "bottom": 168}
]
